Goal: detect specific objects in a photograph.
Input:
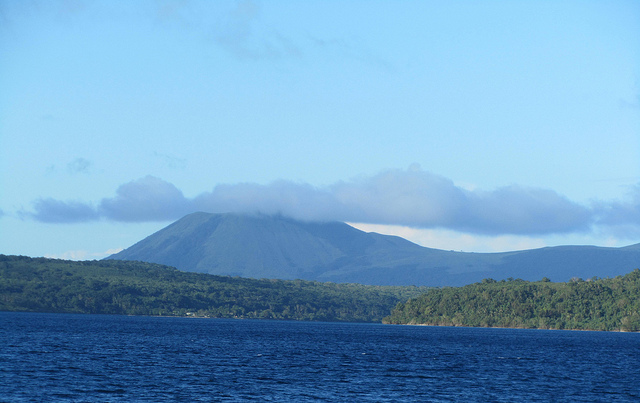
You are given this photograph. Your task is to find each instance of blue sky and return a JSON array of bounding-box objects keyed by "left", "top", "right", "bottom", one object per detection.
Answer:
[{"left": 1, "top": 0, "right": 639, "bottom": 259}]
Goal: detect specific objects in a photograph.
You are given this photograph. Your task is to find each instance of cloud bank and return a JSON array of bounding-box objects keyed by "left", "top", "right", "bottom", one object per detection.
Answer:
[
  {"left": 22, "top": 167, "right": 640, "bottom": 237},
  {"left": 592, "top": 184, "right": 640, "bottom": 238}
]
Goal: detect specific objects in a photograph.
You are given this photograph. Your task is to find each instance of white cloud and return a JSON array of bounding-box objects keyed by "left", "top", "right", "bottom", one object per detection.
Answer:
[
  {"left": 100, "top": 176, "right": 190, "bottom": 222},
  {"left": 21, "top": 166, "right": 640, "bottom": 239},
  {"left": 26, "top": 198, "right": 100, "bottom": 223},
  {"left": 348, "top": 223, "right": 547, "bottom": 253},
  {"left": 66, "top": 157, "right": 92, "bottom": 174},
  {"left": 45, "top": 248, "right": 122, "bottom": 261},
  {"left": 212, "top": 0, "right": 301, "bottom": 61}
]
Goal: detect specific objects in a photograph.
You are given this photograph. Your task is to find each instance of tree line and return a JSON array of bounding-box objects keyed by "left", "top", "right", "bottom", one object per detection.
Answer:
[
  {"left": 383, "top": 270, "right": 640, "bottom": 331},
  {"left": 0, "top": 255, "right": 427, "bottom": 323}
]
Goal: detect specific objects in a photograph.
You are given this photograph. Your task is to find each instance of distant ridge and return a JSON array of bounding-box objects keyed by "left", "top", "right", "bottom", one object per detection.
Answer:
[{"left": 108, "top": 212, "right": 640, "bottom": 286}]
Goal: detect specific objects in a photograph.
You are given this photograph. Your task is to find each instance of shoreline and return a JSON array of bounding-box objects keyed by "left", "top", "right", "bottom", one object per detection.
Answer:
[{"left": 385, "top": 322, "right": 638, "bottom": 333}]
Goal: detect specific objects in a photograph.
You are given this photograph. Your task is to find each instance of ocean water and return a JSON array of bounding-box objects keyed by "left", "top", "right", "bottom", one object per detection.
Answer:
[{"left": 1, "top": 312, "right": 639, "bottom": 402}]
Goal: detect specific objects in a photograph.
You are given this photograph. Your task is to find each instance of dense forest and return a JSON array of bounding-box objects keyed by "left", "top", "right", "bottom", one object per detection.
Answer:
[
  {"left": 3, "top": 255, "right": 639, "bottom": 330},
  {"left": 384, "top": 270, "right": 640, "bottom": 331},
  {"left": 0, "top": 255, "right": 426, "bottom": 322}
]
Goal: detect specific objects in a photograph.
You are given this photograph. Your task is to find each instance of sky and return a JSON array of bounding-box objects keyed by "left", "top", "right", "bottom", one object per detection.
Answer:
[{"left": 1, "top": 0, "right": 639, "bottom": 260}]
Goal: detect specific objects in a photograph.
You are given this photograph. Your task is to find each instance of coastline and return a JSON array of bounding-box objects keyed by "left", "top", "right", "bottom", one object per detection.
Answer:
[{"left": 385, "top": 322, "right": 638, "bottom": 333}]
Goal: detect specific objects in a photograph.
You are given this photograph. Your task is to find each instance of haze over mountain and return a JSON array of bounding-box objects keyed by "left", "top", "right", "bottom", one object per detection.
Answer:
[{"left": 108, "top": 212, "right": 640, "bottom": 287}]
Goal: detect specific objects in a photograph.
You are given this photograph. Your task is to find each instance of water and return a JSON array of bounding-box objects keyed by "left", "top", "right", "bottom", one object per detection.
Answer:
[{"left": 1, "top": 312, "right": 639, "bottom": 402}]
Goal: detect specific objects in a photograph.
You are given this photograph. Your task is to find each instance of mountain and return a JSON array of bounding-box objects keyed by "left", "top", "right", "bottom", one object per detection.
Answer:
[{"left": 108, "top": 212, "right": 640, "bottom": 286}]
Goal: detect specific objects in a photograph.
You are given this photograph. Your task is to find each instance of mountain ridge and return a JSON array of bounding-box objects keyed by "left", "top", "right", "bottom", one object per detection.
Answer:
[{"left": 108, "top": 212, "right": 640, "bottom": 286}]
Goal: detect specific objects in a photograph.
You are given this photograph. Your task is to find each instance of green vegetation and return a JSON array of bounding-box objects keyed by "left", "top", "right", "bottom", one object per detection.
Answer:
[
  {"left": 383, "top": 270, "right": 640, "bottom": 331},
  {"left": 0, "top": 255, "right": 426, "bottom": 322}
]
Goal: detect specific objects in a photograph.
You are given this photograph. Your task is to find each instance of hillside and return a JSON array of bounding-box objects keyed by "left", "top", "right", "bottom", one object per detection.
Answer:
[
  {"left": 383, "top": 270, "right": 640, "bottom": 332},
  {"left": 0, "top": 255, "right": 426, "bottom": 322},
  {"left": 108, "top": 212, "right": 640, "bottom": 287}
]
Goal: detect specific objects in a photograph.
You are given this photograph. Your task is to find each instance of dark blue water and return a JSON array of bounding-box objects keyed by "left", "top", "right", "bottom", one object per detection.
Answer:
[{"left": 1, "top": 312, "right": 639, "bottom": 402}]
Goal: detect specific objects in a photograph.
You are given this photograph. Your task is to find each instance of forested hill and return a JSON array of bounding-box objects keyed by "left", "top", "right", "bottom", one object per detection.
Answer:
[
  {"left": 383, "top": 270, "right": 640, "bottom": 332},
  {"left": 0, "top": 255, "right": 427, "bottom": 323}
]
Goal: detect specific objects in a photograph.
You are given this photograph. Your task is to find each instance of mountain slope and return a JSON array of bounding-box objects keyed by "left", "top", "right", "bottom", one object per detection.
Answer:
[
  {"left": 109, "top": 212, "right": 430, "bottom": 281},
  {"left": 108, "top": 212, "right": 640, "bottom": 286}
]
